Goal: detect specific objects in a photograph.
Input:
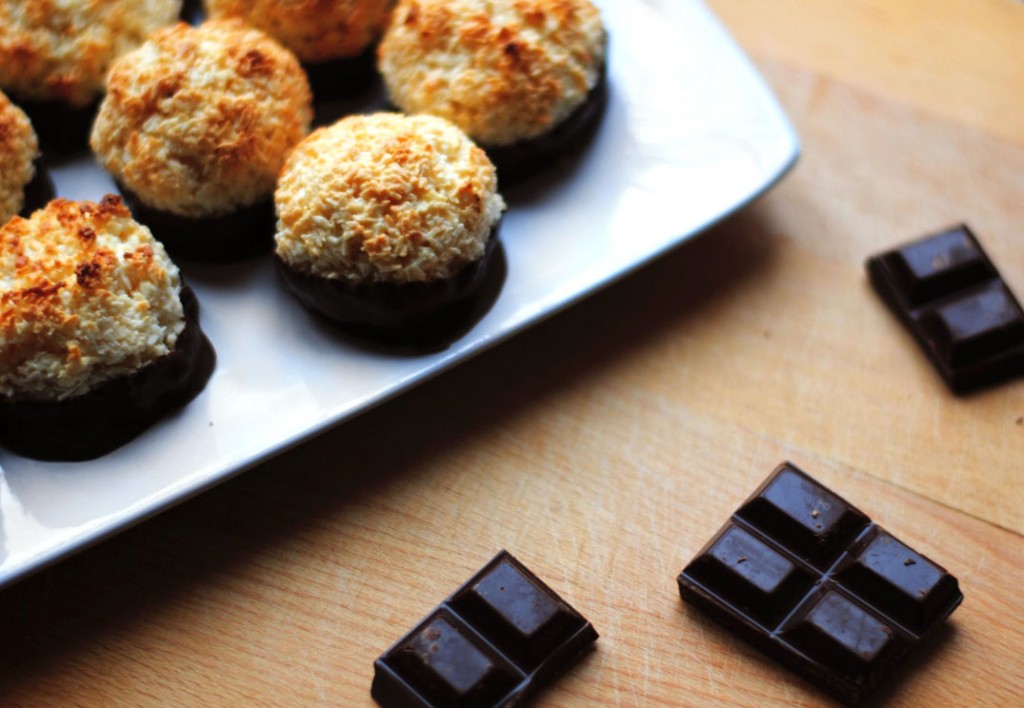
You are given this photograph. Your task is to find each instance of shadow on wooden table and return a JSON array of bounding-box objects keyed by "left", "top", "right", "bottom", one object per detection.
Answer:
[{"left": 0, "top": 203, "right": 784, "bottom": 693}]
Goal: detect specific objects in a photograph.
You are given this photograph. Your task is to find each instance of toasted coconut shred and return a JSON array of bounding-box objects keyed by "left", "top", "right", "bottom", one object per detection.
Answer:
[
  {"left": 205, "top": 0, "right": 397, "bottom": 63},
  {"left": 378, "top": 0, "right": 606, "bottom": 146},
  {"left": 91, "top": 19, "right": 313, "bottom": 218},
  {"left": 275, "top": 113, "right": 505, "bottom": 284},
  {"left": 0, "top": 197, "right": 185, "bottom": 401},
  {"left": 0, "top": 91, "right": 38, "bottom": 224},
  {"left": 0, "top": 0, "right": 183, "bottom": 106}
]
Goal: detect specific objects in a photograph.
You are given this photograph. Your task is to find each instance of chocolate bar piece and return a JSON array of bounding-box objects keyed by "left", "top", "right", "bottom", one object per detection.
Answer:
[
  {"left": 372, "top": 550, "right": 598, "bottom": 707},
  {"left": 678, "top": 462, "right": 963, "bottom": 705},
  {"left": 867, "top": 224, "right": 1024, "bottom": 392}
]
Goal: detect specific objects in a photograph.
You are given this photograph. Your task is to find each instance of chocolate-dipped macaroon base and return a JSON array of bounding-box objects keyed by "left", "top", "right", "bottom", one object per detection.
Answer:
[
  {"left": 276, "top": 227, "right": 503, "bottom": 346},
  {"left": 0, "top": 285, "right": 216, "bottom": 461},
  {"left": 18, "top": 158, "right": 56, "bottom": 217},
  {"left": 9, "top": 96, "right": 99, "bottom": 157},
  {"left": 303, "top": 46, "right": 380, "bottom": 100},
  {"left": 483, "top": 67, "right": 608, "bottom": 186},
  {"left": 180, "top": 0, "right": 204, "bottom": 24},
  {"left": 118, "top": 184, "right": 275, "bottom": 262}
]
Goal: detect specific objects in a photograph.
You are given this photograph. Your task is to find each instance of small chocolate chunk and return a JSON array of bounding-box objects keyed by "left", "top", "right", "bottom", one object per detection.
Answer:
[
  {"left": 867, "top": 224, "right": 1024, "bottom": 392},
  {"left": 678, "top": 462, "right": 963, "bottom": 705},
  {"left": 372, "top": 550, "right": 597, "bottom": 707}
]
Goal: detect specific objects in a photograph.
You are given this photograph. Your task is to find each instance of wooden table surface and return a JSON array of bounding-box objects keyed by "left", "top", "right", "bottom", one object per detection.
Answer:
[{"left": 2, "top": 0, "right": 1022, "bottom": 705}]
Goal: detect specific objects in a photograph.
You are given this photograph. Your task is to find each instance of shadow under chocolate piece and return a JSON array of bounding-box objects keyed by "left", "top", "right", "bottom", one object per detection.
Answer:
[
  {"left": 678, "top": 462, "right": 963, "bottom": 706},
  {"left": 0, "top": 285, "right": 215, "bottom": 461},
  {"left": 372, "top": 550, "right": 598, "bottom": 707},
  {"left": 867, "top": 224, "right": 1024, "bottom": 393}
]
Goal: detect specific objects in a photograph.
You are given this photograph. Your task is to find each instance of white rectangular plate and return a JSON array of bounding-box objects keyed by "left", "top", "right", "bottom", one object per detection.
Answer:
[{"left": 0, "top": 0, "right": 798, "bottom": 586}]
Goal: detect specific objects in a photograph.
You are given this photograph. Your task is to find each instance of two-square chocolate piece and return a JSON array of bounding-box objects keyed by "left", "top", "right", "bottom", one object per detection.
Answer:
[
  {"left": 372, "top": 550, "right": 597, "bottom": 707},
  {"left": 678, "top": 462, "right": 962, "bottom": 705},
  {"left": 867, "top": 224, "right": 1024, "bottom": 392}
]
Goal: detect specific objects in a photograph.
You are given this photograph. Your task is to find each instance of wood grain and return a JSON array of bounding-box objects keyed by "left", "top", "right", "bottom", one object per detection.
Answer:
[
  {"left": 1, "top": 0, "right": 1023, "bottom": 705},
  {"left": 706, "top": 0, "right": 1024, "bottom": 142}
]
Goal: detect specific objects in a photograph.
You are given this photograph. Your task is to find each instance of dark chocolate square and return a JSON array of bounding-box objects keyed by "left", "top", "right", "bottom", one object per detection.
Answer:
[
  {"left": 372, "top": 550, "right": 598, "bottom": 707},
  {"left": 382, "top": 611, "right": 522, "bottom": 707},
  {"left": 867, "top": 224, "right": 1024, "bottom": 392},
  {"left": 678, "top": 462, "right": 963, "bottom": 705},
  {"left": 780, "top": 588, "right": 912, "bottom": 678},
  {"left": 683, "top": 524, "right": 815, "bottom": 628},
  {"left": 736, "top": 464, "right": 870, "bottom": 570}
]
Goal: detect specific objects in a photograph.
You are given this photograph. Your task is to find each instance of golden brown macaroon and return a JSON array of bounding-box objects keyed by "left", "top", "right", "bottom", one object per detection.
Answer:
[
  {"left": 0, "top": 90, "right": 47, "bottom": 224},
  {"left": 205, "top": 0, "right": 395, "bottom": 96},
  {"left": 205, "top": 0, "right": 395, "bottom": 64},
  {"left": 0, "top": 196, "right": 215, "bottom": 460},
  {"left": 378, "top": 0, "right": 607, "bottom": 180},
  {"left": 0, "top": 0, "right": 182, "bottom": 151},
  {"left": 91, "top": 20, "right": 313, "bottom": 260},
  {"left": 274, "top": 112, "right": 506, "bottom": 342}
]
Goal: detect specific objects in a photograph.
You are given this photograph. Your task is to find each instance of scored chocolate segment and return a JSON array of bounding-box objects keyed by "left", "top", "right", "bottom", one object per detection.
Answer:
[
  {"left": 679, "top": 462, "right": 963, "bottom": 705},
  {"left": 918, "top": 284, "right": 1024, "bottom": 367},
  {"left": 736, "top": 464, "right": 870, "bottom": 570},
  {"left": 683, "top": 524, "right": 815, "bottom": 628},
  {"left": 835, "top": 531, "right": 961, "bottom": 635},
  {"left": 372, "top": 550, "right": 597, "bottom": 707},
  {"left": 880, "top": 227, "right": 995, "bottom": 308},
  {"left": 449, "top": 554, "right": 587, "bottom": 672},
  {"left": 867, "top": 224, "right": 1024, "bottom": 392},
  {"left": 780, "top": 589, "right": 911, "bottom": 679},
  {"left": 381, "top": 612, "right": 522, "bottom": 707}
]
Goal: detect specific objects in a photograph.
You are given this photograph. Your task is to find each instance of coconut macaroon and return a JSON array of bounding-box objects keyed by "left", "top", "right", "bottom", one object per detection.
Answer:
[
  {"left": 0, "top": 90, "right": 50, "bottom": 224},
  {"left": 205, "top": 0, "right": 395, "bottom": 95},
  {"left": 378, "top": 0, "right": 607, "bottom": 181},
  {"left": 274, "top": 112, "right": 506, "bottom": 342},
  {"left": 0, "top": 196, "right": 215, "bottom": 460},
  {"left": 0, "top": 0, "right": 182, "bottom": 151},
  {"left": 90, "top": 19, "right": 313, "bottom": 261}
]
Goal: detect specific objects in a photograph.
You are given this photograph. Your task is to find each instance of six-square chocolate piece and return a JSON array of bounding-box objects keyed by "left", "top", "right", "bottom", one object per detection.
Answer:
[
  {"left": 678, "top": 462, "right": 963, "bottom": 705},
  {"left": 372, "top": 550, "right": 598, "bottom": 707},
  {"left": 867, "top": 224, "right": 1024, "bottom": 392}
]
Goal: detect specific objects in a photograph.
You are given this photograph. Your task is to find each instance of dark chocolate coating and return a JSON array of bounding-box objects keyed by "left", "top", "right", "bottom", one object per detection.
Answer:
[
  {"left": 18, "top": 157, "right": 56, "bottom": 217},
  {"left": 678, "top": 462, "right": 963, "bottom": 706},
  {"left": 275, "top": 225, "right": 503, "bottom": 347},
  {"left": 372, "top": 550, "right": 598, "bottom": 707},
  {"left": 867, "top": 224, "right": 1024, "bottom": 393},
  {"left": 117, "top": 184, "right": 275, "bottom": 262},
  {"left": 180, "top": 0, "right": 204, "bottom": 24},
  {"left": 0, "top": 285, "right": 216, "bottom": 461},
  {"left": 303, "top": 46, "right": 380, "bottom": 100},
  {"left": 181, "top": 2, "right": 377, "bottom": 98},
  {"left": 483, "top": 63, "right": 608, "bottom": 186},
  {"left": 6, "top": 95, "right": 98, "bottom": 157}
]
